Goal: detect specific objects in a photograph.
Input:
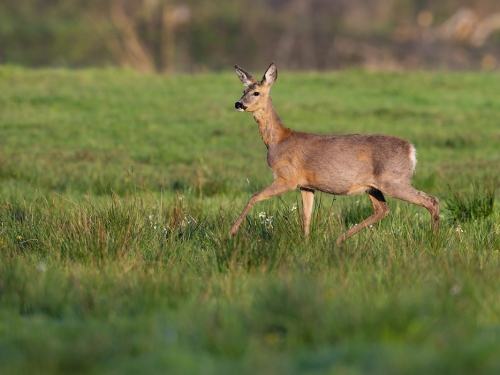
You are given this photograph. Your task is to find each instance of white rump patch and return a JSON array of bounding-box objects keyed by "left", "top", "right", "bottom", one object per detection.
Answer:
[{"left": 409, "top": 144, "right": 417, "bottom": 173}]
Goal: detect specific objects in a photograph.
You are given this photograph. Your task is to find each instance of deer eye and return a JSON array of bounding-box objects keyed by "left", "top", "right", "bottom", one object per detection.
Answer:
[{"left": 253, "top": 92, "right": 260, "bottom": 96}]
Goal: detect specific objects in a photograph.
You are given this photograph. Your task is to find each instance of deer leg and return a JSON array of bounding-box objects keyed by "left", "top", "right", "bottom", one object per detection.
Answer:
[
  {"left": 335, "top": 188, "right": 390, "bottom": 244},
  {"left": 300, "top": 188, "right": 315, "bottom": 237},
  {"left": 229, "top": 180, "right": 295, "bottom": 237},
  {"left": 383, "top": 185, "right": 440, "bottom": 233}
]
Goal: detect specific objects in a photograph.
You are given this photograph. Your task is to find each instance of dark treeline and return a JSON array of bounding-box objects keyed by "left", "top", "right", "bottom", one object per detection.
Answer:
[{"left": 1, "top": 0, "right": 500, "bottom": 72}]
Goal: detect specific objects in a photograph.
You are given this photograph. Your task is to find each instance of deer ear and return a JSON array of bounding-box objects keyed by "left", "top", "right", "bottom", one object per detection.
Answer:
[
  {"left": 235, "top": 65, "right": 257, "bottom": 87},
  {"left": 262, "top": 62, "right": 278, "bottom": 86}
]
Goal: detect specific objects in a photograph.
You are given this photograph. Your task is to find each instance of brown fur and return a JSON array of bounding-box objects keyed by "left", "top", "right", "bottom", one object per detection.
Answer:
[{"left": 230, "top": 62, "right": 439, "bottom": 243}]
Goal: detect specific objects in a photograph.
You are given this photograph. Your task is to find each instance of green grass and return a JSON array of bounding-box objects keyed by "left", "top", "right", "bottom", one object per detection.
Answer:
[{"left": 0, "top": 66, "right": 500, "bottom": 374}]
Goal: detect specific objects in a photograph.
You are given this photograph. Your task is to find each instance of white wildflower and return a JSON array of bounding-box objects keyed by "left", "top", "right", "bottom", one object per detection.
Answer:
[
  {"left": 449, "top": 284, "right": 462, "bottom": 296},
  {"left": 265, "top": 216, "right": 274, "bottom": 229},
  {"left": 36, "top": 263, "right": 46, "bottom": 272}
]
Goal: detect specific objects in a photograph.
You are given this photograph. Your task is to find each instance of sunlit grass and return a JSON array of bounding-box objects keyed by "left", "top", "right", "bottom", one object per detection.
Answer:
[{"left": 0, "top": 67, "right": 500, "bottom": 374}]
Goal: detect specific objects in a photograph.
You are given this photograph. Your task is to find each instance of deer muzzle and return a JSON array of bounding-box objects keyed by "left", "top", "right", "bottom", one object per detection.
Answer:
[{"left": 234, "top": 101, "right": 246, "bottom": 111}]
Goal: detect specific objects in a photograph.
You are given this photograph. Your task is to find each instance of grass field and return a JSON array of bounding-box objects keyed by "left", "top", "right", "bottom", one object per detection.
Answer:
[{"left": 1, "top": 66, "right": 500, "bottom": 374}]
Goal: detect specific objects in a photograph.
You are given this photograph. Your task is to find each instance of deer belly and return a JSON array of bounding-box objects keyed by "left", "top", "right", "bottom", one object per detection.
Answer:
[
  {"left": 301, "top": 166, "right": 375, "bottom": 196},
  {"left": 307, "top": 183, "right": 371, "bottom": 196}
]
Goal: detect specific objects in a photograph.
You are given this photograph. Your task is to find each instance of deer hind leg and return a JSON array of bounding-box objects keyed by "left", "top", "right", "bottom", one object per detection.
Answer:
[
  {"left": 383, "top": 185, "right": 440, "bottom": 233},
  {"left": 335, "top": 188, "right": 390, "bottom": 245},
  {"left": 229, "top": 179, "right": 295, "bottom": 237},
  {"left": 300, "top": 188, "right": 315, "bottom": 237}
]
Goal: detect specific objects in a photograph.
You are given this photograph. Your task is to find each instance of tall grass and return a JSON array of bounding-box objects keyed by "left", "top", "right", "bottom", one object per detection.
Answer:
[{"left": 445, "top": 183, "right": 496, "bottom": 222}]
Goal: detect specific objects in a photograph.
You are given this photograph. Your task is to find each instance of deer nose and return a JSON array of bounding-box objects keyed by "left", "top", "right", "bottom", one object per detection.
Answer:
[{"left": 235, "top": 102, "right": 245, "bottom": 110}]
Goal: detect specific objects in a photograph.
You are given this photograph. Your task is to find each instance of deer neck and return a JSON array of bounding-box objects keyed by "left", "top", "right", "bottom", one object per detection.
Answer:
[{"left": 252, "top": 97, "right": 291, "bottom": 148}]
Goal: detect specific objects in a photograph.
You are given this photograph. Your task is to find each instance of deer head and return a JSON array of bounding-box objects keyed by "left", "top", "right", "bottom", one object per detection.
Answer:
[{"left": 234, "top": 62, "right": 277, "bottom": 112}]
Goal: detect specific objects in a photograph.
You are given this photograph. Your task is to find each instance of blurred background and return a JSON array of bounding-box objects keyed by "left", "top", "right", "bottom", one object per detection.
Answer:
[{"left": 1, "top": 0, "right": 500, "bottom": 72}]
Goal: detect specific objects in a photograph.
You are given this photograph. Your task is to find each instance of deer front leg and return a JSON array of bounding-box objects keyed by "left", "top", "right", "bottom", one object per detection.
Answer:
[
  {"left": 229, "top": 180, "right": 295, "bottom": 237},
  {"left": 300, "top": 188, "right": 315, "bottom": 237}
]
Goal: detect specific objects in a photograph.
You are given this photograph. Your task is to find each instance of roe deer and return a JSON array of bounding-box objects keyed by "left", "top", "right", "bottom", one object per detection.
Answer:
[{"left": 229, "top": 62, "right": 439, "bottom": 244}]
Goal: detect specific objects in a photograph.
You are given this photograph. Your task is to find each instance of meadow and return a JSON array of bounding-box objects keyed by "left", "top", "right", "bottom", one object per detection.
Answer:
[{"left": 0, "top": 66, "right": 499, "bottom": 374}]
